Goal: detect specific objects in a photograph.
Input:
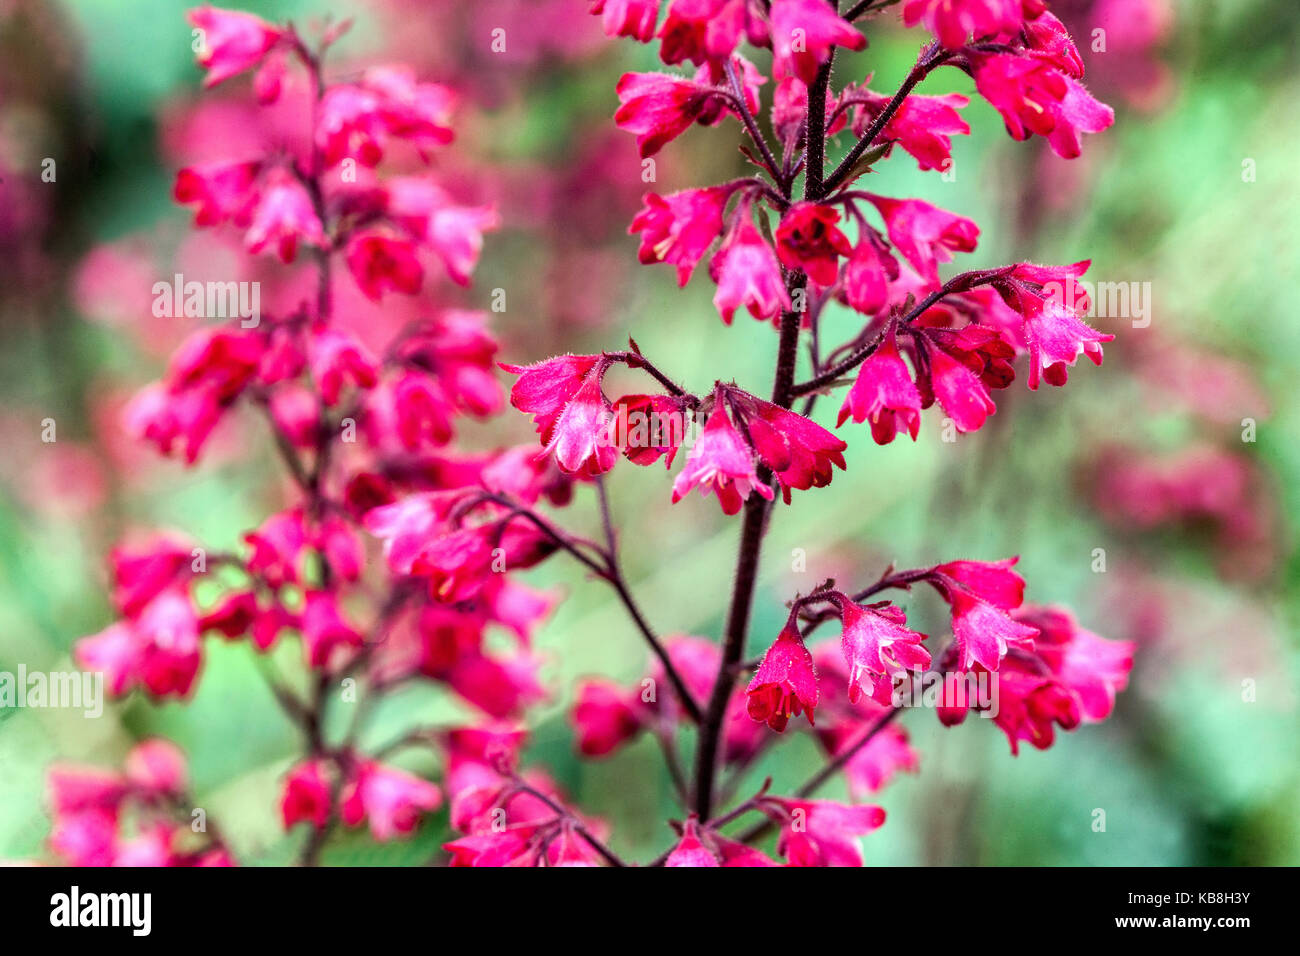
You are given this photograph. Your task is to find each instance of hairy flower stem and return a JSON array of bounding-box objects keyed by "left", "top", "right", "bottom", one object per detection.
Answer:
[{"left": 692, "top": 49, "right": 838, "bottom": 821}]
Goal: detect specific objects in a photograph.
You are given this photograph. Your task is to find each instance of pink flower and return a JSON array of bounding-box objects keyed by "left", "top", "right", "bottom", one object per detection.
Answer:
[
  {"left": 108, "top": 533, "right": 195, "bottom": 618},
  {"left": 188, "top": 7, "right": 283, "bottom": 88},
  {"left": 729, "top": 389, "right": 847, "bottom": 502},
  {"left": 656, "top": 0, "right": 756, "bottom": 68},
  {"left": 947, "top": 589, "right": 1038, "bottom": 671},
  {"left": 384, "top": 177, "right": 498, "bottom": 285},
  {"left": 590, "top": 0, "right": 660, "bottom": 42},
  {"left": 243, "top": 509, "right": 308, "bottom": 587},
  {"left": 840, "top": 234, "right": 899, "bottom": 316},
  {"left": 671, "top": 395, "right": 773, "bottom": 515},
  {"left": 762, "top": 796, "right": 885, "bottom": 866},
  {"left": 973, "top": 53, "right": 1114, "bottom": 159},
  {"left": 502, "top": 354, "right": 619, "bottom": 477},
  {"left": 924, "top": 341, "right": 999, "bottom": 434},
  {"left": 307, "top": 327, "right": 379, "bottom": 406},
  {"left": 614, "top": 72, "right": 721, "bottom": 157},
  {"left": 243, "top": 170, "right": 327, "bottom": 262},
  {"left": 612, "top": 393, "right": 689, "bottom": 467},
  {"left": 571, "top": 680, "right": 644, "bottom": 756},
  {"left": 1019, "top": 605, "right": 1134, "bottom": 722},
  {"left": 281, "top": 760, "right": 332, "bottom": 830},
  {"left": 834, "top": 596, "right": 931, "bottom": 705},
  {"left": 867, "top": 195, "right": 979, "bottom": 286},
  {"left": 341, "top": 761, "right": 443, "bottom": 841},
  {"left": 173, "top": 160, "right": 260, "bottom": 227},
  {"left": 345, "top": 230, "right": 424, "bottom": 300},
  {"left": 746, "top": 617, "right": 818, "bottom": 731},
  {"left": 769, "top": 0, "right": 866, "bottom": 85},
  {"left": 901, "top": 0, "right": 1042, "bottom": 49},
  {"left": 665, "top": 818, "right": 721, "bottom": 867},
  {"left": 998, "top": 261, "right": 1113, "bottom": 389},
  {"left": 837, "top": 328, "right": 923, "bottom": 444},
  {"left": 933, "top": 556, "right": 1026, "bottom": 609},
  {"left": 775, "top": 201, "right": 853, "bottom": 287},
  {"left": 629, "top": 186, "right": 731, "bottom": 285},
  {"left": 709, "top": 218, "right": 791, "bottom": 324},
  {"left": 134, "top": 588, "right": 203, "bottom": 698},
  {"left": 853, "top": 90, "right": 971, "bottom": 172},
  {"left": 124, "top": 740, "right": 188, "bottom": 796},
  {"left": 300, "top": 590, "right": 364, "bottom": 669}
]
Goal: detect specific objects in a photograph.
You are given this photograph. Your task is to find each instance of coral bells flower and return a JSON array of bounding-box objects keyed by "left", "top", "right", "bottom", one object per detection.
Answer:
[
  {"left": 503, "top": 354, "right": 620, "bottom": 477},
  {"left": 851, "top": 89, "right": 971, "bottom": 172},
  {"left": 571, "top": 680, "right": 645, "bottom": 756},
  {"left": 769, "top": 0, "right": 866, "bottom": 85},
  {"left": 946, "top": 589, "right": 1038, "bottom": 672},
  {"left": 345, "top": 230, "right": 424, "bottom": 301},
  {"left": 775, "top": 202, "right": 853, "bottom": 287},
  {"left": 838, "top": 328, "right": 923, "bottom": 444},
  {"left": 762, "top": 796, "right": 886, "bottom": 867},
  {"left": 746, "top": 616, "right": 818, "bottom": 731},
  {"left": 590, "top": 0, "right": 660, "bottom": 43},
  {"left": 173, "top": 160, "right": 260, "bottom": 227},
  {"left": 867, "top": 196, "right": 979, "bottom": 286},
  {"left": 656, "top": 0, "right": 761, "bottom": 68},
  {"left": 341, "top": 761, "right": 443, "bottom": 841},
  {"left": 902, "top": 0, "right": 1043, "bottom": 49},
  {"left": 244, "top": 170, "right": 327, "bottom": 263},
  {"left": 281, "top": 760, "right": 332, "bottom": 830},
  {"left": 629, "top": 186, "right": 731, "bottom": 285},
  {"left": 973, "top": 53, "right": 1114, "bottom": 159},
  {"left": 671, "top": 395, "right": 773, "bottom": 515},
  {"left": 833, "top": 595, "right": 931, "bottom": 705},
  {"left": 615, "top": 72, "right": 723, "bottom": 157},
  {"left": 307, "top": 327, "right": 379, "bottom": 407},
  {"left": 188, "top": 6, "right": 283, "bottom": 87},
  {"left": 1018, "top": 605, "right": 1134, "bottom": 722},
  {"left": 665, "top": 818, "right": 721, "bottom": 867},
  {"left": 709, "top": 218, "right": 791, "bottom": 324},
  {"left": 922, "top": 339, "right": 1000, "bottom": 434},
  {"left": 728, "top": 390, "right": 847, "bottom": 502},
  {"left": 841, "top": 233, "right": 899, "bottom": 316},
  {"left": 997, "top": 261, "right": 1114, "bottom": 389}
]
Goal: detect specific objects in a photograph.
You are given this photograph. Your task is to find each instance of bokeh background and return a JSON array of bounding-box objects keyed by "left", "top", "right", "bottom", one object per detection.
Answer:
[{"left": 0, "top": 0, "right": 1297, "bottom": 865}]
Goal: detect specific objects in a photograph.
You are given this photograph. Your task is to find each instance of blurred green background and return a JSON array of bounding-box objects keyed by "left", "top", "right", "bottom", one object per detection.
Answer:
[{"left": 0, "top": 0, "right": 1297, "bottom": 865}]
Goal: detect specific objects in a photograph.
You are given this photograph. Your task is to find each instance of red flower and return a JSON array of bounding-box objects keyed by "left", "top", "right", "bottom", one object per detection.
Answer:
[
  {"left": 746, "top": 616, "right": 819, "bottom": 731},
  {"left": 665, "top": 818, "right": 721, "bottom": 867},
  {"left": 173, "top": 160, "right": 260, "bottom": 227},
  {"left": 901, "top": 0, "right": 1043, "bottom": 49},
  {"left": 503, "top": 354, "right": 619, "bottom": 477},
  {"left": 947, "top": 589, "right": 1038, "bottom": 671},
  {"left": 868, "top": 195, "right": 979, "bottom": 286},
  {"left": 656, "top": 0, "right": 756, "bottom": 68},
  {"left": 775, "top": 201, "right": 853, "bottom": 287},
  {"left": 188, "top": 6, "right": 283, "bottom": 87},
  {"left": 671, "top": 393, "right": 773, "bottom": 515},
  {"left": 974, "top": 53, "right": 1114, "bottom": 159},
  {"left": 1018, "top": 605, "right": 1134, "bottom": 722},
  {"left": 341, "top": 761, "right": 443, "bottom": 842},
  {"left": 769, "top": 0, "right": 866, "bottom": 85},
  {"left": 629, "top": 186, "right": 731, "bottom": 286},
  {"left": 840, "top": 233, "right": 899, "bottom": 316},
  {"left": 924, "top": 339, "right": 999, "bottom": 434},
  {"left": 834, "top": 595, "right": 931, "bottom": 705},
  {"left": 762, "top": 796, "right": 886, "bottom": 866},
  {"left": 838, "top": 327, "right": 923, "bottom": 444},
  {"left": 345, "top": 230, "right": 424, "bottom": 301},
  {"left": 243, "top": 170, "right": 327, "bottom": 263},
  {"left": 852, "top": 89, "right": 971, "bottom": 172},
  {"left": 709, "top": 218, "right": 791, "bottom": 324},
  {"left": 281, "top": 760, "right": 332, "bottom": 831},
  {"left": 307, "top": 327, "right": 379, "bottom": 407},
  {"left": 933, "top": 556, "right": 1026, "bottom": 609},
  {"left": 590, "top": 0, "right": 660, "bottom": 43},
  {"left": 614, "top": 72, "right": 720, "bottom": 157},
  {"left": 571, "top": 680, "right": 645, "bottom": 756},
  {"left": 729, "top": 389, "right": 848, "bottom": 502},
  {"left": 998, "top": 261, "right": 1114, "bottom": 389}
]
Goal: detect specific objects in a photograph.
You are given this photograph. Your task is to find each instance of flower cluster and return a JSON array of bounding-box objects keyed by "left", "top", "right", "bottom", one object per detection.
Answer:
[{"left": 45, "top": 0, "right": 1133, "bottom": 868}]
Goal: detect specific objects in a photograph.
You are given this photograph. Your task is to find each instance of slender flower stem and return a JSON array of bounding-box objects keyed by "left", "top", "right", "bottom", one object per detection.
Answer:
[
  {"left": 504, "top": 779, "right": 628, "bottom": 867},
  {"left": 725, "top": 59, "right": 784, "bottom": 189},
  {"left": 595, "top": 477, "right": 703, "bottom": 723}
]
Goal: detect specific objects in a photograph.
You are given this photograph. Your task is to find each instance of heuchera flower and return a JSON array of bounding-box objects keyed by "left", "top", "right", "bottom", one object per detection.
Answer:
[
  {"left": 1018, "top": 605, "right": 1135, "bottom": 722},
  {"left": 775, "top": 201, "right": 853, "bottom": 287},
  {"left": 590, "top": 0, "right": 661, "bottom": 43},
  {"left": 997, "top": 261, "right": 1114, "bottom": 389},
  {"left": 902, "top": 0, "right": 1043, "bottom": 49},
  {"left": 923, "top": 339, "right": 1000, "bottom": 434},
  {"left": 173, "top": 160, "right": 260, "bottom": 227},
  {"left": 665, "top": 818, "right": 721, "bottom": 867},
  {"left": 946, "top": 588, "right": 1038, "bottom": 672},
  {"left": 243, "top": 170, "right": 328, "bottom": 262},
  {"left": 281, "top": 759, "right": 332, "bottom": 830},
  {"left": 629, "top": 186, "right": 731, "bottom": 285},
  {"left": 671, "top": 395, "right": 773, "bottom": 515},
  {"left": 571, "top": 680, "right": 645, "bottom": 756},
  {"left": 383, "top": 176, "right": 499, "bottom": 286},
  {"left": 838, "top": 327, "right": 923, "bottom": 444},
  {"left": 867, "top": 195, "right": 979, "bottom": 286},
  {"left": 502, "top": 354, "right": 620, "bottom": 477},
  {"left": 728, "top": 389, "right": 848, "bottom": 502},
  {"left": 840, "top": 233, "right": 899, "bottom": 316},
  {"left": 769, "top": 0, "right": 866, "bottom": 85},
  {"left": 307, "top": 327, "right": 379, "bottom": 407},
  {"left": 746, "top": 615, "right": 818, "bottom": 731},
  {"left": 833, "top": 594, "right": 931, "bottom": 705},
  {"left": 188, "top": 6, "right": 283, "bottom": 87},
  {"left": 762, "top": 796, "right": 886, "bottom": 866},
  {"left": 973, "top": 53, "right": 1114, "bottom": 159},
  {"left": 709, "top": 218, "right": 791, "bottom": 324},
  {"left": 345, "top": 230, "right": 424, "bottom": 301},
  {"left": 656, "top": 0, "right": 761, "bottom": 68},
  {"left": 341, "top": 761, "right": 443, "bottom": 841},
  {"left": 615, "top": 72, "right": 723, "bottom": 157},
  {"left": 851, "top": 89, "right": 970, "bottom": 172}
]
